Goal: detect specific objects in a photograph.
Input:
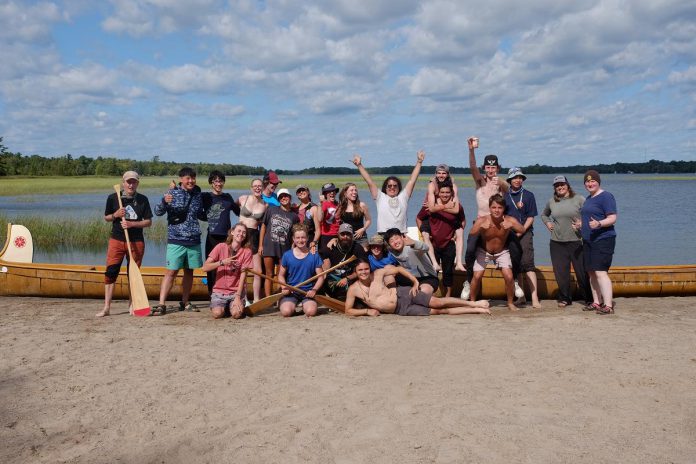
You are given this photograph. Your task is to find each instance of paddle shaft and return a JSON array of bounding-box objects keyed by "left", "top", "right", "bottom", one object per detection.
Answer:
[
  {"left": 113, "top": 185, "right": 135, "bottom": 262},
  {"left": 246, "top": 268, "right": 345, "bottom": 313},
  {"left": 247, "top": 255, "right": 355, "bottom": 314}
]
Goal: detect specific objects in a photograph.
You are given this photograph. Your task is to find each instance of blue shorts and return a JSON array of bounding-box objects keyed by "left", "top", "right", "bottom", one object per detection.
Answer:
[
  {"left": 279, "top": 292, "right": 315, "bottom": 307},
  {"left": 166, "top": 244, "right": 203, "bottom": 270},
  {"left": 583, "top": 237, "right": 615, "bottom": 271}
]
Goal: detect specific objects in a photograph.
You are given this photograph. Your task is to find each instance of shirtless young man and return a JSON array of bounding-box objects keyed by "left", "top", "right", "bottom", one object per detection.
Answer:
[
  {"left": 344, "top": 261, "right": 490, "bottom": 317},
  {"left": 468, "top": 194, "right": 525, "bottom": 311},
  {"left": 462, "top": 136, "right": 510, "bottom": 299}
]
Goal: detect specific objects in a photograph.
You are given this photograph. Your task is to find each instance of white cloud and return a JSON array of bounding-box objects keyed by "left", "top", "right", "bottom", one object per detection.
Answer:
[{"left": 153, "top": 64, "right": 235, "bottom": 94}]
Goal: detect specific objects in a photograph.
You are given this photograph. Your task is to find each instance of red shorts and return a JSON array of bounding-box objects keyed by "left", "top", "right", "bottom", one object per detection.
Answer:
[{"left": 105, "top": 238, "right": 145, "bottom": 284}]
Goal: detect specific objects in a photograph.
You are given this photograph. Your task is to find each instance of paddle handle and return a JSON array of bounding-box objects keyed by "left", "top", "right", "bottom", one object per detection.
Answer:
[
  {"left": 113, "top": 184, "right": 134, "bottom": 262},
  {"left": 247, "top": 268, "right": 313, "bottom": 296}
]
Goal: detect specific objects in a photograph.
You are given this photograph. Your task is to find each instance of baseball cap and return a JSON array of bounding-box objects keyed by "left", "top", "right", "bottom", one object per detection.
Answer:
[
  {"left": 506, "top": 167, "right": 526, "bottom": 181},
  {"left": 338, "top": 223, "right": 354, "bottom": 235},
  {"left": 263, "top": 170, "right": 281, "bottom": 184},
  {"left": 483, "top": 154, "right": 499, "bottom": 167},
  {"left": 435, "top": 164, "right": 450, "bottom": 173},
  {"left": 295, "top": 184, "right": 309, "bottom": 192},
  {"left": 552, "top": 175, "right": 569, "bottom": 185},
  {"left": 368, "top": 234, "right": 384, "bottom": 246},
  {"left": 122, "top": 170, "right": 140, "bottom": 181},
  {"left": 322, "top": 182, "right": 339, "bottom": 194},
  {"left": 276, "top": 188, "right": 291, "bottom": 198}
]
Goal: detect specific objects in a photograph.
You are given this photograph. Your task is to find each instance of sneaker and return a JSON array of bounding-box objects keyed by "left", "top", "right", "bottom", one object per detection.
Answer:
[
  {"left": 514, "top": 282, "right": 524, "bottom": 298},
  {"left": 460, "top": 281, "right": 471, "bottom": 300}
]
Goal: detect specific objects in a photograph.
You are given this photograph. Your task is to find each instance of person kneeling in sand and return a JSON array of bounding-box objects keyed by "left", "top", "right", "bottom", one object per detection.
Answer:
[
  {"left": 469, "top": 194, "right": 525, "bottom": 311},
  {"left": 344, "top": 261, "right": 490, "bottom": 317}
]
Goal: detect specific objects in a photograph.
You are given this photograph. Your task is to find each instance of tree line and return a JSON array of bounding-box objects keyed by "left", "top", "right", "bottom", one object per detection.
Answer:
[{"left": 1, "top": 138, "right": 694, "bottom": 176}]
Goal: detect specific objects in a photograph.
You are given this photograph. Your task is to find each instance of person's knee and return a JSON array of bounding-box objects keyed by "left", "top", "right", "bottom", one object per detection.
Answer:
[
  {"left": 211, "top": 308, "right": 225, "bottom": 319},
  {"left": 303, "top": 305, "right": 318, "bottom": 317},
  {"left": 279, "top": 305, "right": 295, "bottom": 317},
  {"left": 419, "top": 284, "right": 434, "bottom": 295}
]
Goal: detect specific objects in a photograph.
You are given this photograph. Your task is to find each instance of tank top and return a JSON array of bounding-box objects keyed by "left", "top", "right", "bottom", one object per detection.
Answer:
[
  {"left": 340, "top": 209, "right": 364, "bottom": 232},
  {"left": 298, "top": 201, "right": 317, "bottom": 239}
]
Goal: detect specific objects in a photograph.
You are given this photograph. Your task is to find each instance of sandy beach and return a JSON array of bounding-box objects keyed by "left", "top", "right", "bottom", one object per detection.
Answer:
[{"left": 1, "top": 296, "right": 695, "bottom": 463}]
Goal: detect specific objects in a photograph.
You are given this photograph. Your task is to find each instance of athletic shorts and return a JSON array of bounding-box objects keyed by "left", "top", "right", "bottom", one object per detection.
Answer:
[
  {"left": 518, "top": 231, "right": 536, "bottom": 272},
  {"left": 210, "top": 292, "right": 242, "bottom": 310},
  {"left": 246, "top": 227, "right": 260, "bottom": 254},
  {"left": 166, "top": 243, "right": 203, "bottom": 270},
  {"left": 583, "top": 236, "right": 615, "bottom": 272},
  {"left": 104, "top": 238, "right": 144, "bottom": 284},
  {"left": 419, "top": 218, "right": 431, "bottom": 235},
  {"left": 279, "top": 292, "right": 315, "bottom": 307},
  {"left": 473, "top": 248, "right": 512, "bottom": 272},
  {"left": 394, "top": 286, "right": 432, "bottom": 316}
]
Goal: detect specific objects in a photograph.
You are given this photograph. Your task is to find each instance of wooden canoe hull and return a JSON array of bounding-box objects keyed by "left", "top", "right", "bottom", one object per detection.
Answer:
[{"left": 1, "top": 259, "right": 695, "bottom": 300}]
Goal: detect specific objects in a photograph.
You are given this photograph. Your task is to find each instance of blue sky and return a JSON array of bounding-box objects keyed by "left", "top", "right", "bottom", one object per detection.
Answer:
[{"left": 1, "top": 0, "right": 695, "bottom": 169}]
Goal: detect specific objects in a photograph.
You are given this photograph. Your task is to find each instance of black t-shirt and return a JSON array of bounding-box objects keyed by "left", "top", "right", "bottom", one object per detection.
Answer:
[
  {"left": 320, "top": 242, "right": 368, "bottom": 280},
  {"left": 105, "top": 192, "right": 153, "bottom": 242}
]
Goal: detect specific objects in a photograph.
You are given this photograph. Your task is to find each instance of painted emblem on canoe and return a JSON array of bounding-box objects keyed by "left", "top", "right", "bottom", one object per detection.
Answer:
[{"left": 14, "top": 236, "right": 26, "bottom": 248}]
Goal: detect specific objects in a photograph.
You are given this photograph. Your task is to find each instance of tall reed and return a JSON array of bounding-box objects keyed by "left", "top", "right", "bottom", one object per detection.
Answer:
[{"left": 1, "top": 213, "right": 168, "bottom": 251}]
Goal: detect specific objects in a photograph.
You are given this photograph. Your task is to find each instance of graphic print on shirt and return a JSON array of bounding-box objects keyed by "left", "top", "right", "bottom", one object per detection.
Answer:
[
  {"left": 207, "top": 203, "right": 224, "bottom": 231},
  {"left": 124, "top": 204, "right": 137, "bottom": 220},
  {"left": 270, "top": 213, "right": 294, "bottom": 245}
]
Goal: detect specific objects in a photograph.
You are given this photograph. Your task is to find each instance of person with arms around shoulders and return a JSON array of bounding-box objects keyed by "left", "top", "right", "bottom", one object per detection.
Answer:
[
  {"left": 462, "top": 136, "right": 511, "bottom": 300},
  {"left": 416, "top": 180, "right": 465, "bottom": 297},
  {"left": 320, "top": 223, "right": 368, "bottom": 299},
  {"left": 352, "top": 150, "right": 425, "bottom": 234},
  {"left": 384, "top": 227, "right": 439, "bottom": 295},
  {"left": 468, "top": 194, "right": 525, "bottom": 311},
  {"left": 153, "top": 166, "right": 204, "bottom": 313},
  {"left": 504, "top": 167, "right": 541, "bottom": 308},
  {"left": 258, "top": 188, "right": 299, "bottom": 298},
  {"left": 200, "top": 223, "right": 252, "bottom": 319},
  {"left": 541, "top": 175, "right": 593, "bottom": 308},
  {"left": 278, "top": 224, "right": 325, "bottom": 317},
  {"left": 344, "top": 261, "right": 490, "bottom": 317},
  {"left": 579, "top": 170, "right": 618, "bottom": 315},
  {"left": 201, "top": 170, "right": 240, "bottom": 295},
  {"left": 336, "top": 182, "right": 371, "bottom": 251},
  {"left": 97, "top": 170, "right": 152, "bottom": 317}
]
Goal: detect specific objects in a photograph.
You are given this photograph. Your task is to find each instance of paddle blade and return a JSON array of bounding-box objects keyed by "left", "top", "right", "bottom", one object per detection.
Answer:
[
  {"left": 316, "top": 295, "right": 345, "bottom": 313},
  {"left": 127, "top": 262, "right": 150, "bottom": 317},
  {"left": 247, "top": 293, "right": 282, "bottom": 315}
]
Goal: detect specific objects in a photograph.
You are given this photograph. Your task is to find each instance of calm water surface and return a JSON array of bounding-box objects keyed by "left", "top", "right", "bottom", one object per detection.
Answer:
[{"left": 1, "top": 174, "right": 695, "bottom": 266}]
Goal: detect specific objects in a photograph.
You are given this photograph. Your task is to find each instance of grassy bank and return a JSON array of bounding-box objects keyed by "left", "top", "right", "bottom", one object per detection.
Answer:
[{"left": 1, "top": 213, "right": 168, "bottom": 251}]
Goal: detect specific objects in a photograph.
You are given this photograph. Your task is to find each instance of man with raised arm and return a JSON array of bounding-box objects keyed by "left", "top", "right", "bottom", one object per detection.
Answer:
[
  {"left": 462, "top": 137, "right": 512, "bottom": 299},
  {"left": 468, "top": 194, "right": 525, "bottom": 311},
  {"left": 344, "top": 261, "right": 490, "bottom": 317},
  {"left": 352, "top": 150, "right": 425, "bottom": 234}
]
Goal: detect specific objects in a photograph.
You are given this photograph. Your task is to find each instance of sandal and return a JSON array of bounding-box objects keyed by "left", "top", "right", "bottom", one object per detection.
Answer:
[
  {"left": 151, "top": 304, "right": 167, "bottom": 315},
  {"left": 596, "top": 304, "right": 614, "bottom": 315},
  {"left": 583, "top": 302, "right": 602, "bottom": 312}
]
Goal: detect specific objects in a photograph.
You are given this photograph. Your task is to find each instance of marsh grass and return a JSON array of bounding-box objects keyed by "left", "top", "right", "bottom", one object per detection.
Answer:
[{"left": 1, "top": 213, "right": 168, "bottom": 251}]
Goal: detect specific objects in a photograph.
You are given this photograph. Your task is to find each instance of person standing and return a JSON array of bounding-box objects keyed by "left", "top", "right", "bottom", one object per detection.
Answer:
[
  {"left": 336, "top": 182, "right": 371, "bottom": 250},
  {"left": 258, "top": 188, "right": 299, "bottom": 298},
  {"left": 504, "top": 167, "right": 540, "bottom": 308},
  {"left": 237, "top": 178, "right": 267, "bottom": 303},
  {"left": 352, "top": 151, "right": 424, "bottom": 234},
  {"left": 580, "top": 170, "right": 618, "bottom": 315},
  {"left": 153, "top": 166, "right": 204, "bottom": 312},
  {"left": 541, "top": 175, "right": 592, "bottom": 308},
  {"left": 319, "top": 182, "right": 340, "bottom": 254},
  {"left": 97, "top": 171, "right": 152, "bottom": 317},
  {"left": 261, "top": 170, "right": 281, "bottom": 206},
  {"left": 416, "top": 181, "right": 465, "bottom": 297},
  {"left": 295, "top": 184, "right": 321, "bottom": 253},
  {"left": 201, "top": 170, "right": 240, "bottom": 295}
]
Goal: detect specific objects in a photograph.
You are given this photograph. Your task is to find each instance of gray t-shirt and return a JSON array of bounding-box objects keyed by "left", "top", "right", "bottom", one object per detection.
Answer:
[
  {"left": 391, "top": 240, "right": 437, "bottom": 278},
  {"left": 541, "top": 195, "right": 585, "bottom": 242}
]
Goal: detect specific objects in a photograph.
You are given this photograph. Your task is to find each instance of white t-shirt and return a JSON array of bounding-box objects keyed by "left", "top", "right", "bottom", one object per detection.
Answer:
[{"left": 376, "top": 190, "right": 409, "bottom": 233}]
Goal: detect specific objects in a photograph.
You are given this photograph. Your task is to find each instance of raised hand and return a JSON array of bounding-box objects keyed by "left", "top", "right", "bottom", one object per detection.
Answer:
[{"left": 351, "top": 154, "right": 362, "bottom": 166}]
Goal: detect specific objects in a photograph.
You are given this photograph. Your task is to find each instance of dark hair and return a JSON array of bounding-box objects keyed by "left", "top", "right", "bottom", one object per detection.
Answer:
[
  {"left": 337, "top": 182, "right": 364, "bottom": 221},
  {"left": 437, "top": 178, "right": 453, "bottom": 191},
  {"left": 553, "top": 183, "right": 576, "bottom": 202},
  {"left": 488, "top": 193, "right": 505, "bottom": 207},
  {"left": 208, "top": 170, "right": 225, "bottom": 184},
  {"left": 384, "top": 227, "right": 403, "bottom": 244},
  {"left": 355, "top": 259, "right": 371, "bottom": 269},
  {"left": 225, "top": 223, "right": 250, "bottom": 248},
  {"left": 178, "top": 166, "right": 196, "bottom": 178},
  {"left": 381, "top": 176, "right": 402, "bottom": 194}
]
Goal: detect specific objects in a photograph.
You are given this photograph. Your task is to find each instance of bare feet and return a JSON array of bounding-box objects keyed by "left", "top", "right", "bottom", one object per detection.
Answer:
[
  {"left": 532, "top": 300, "right": 542, "bottom": 309},
  {"left": 507, "top": 303, "right": 519, "bottom": 311},
  {"left": 475, "top": 299, "right": 490, "bottom": 309},
  {"left": 96, "top": 308, "right": 110, "bottom": 317}
]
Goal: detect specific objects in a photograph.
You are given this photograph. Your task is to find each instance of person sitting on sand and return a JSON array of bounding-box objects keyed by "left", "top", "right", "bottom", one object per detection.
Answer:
[
  {"left": 384, "top": 227, "right": 439, "bottom": 295},
  {"left": 344, "top": 261, "right": 490, "bottom": 317},
  {"left": 278, "top": 224, "right": 325, "bottom": 317},
  {"left": 200, "top": 223, "right": 252, "bottom": 319},
  {"left": 320, "top": 223, "right": 368, "bottom": 299},
  {"left": 352, "top": 151, "right": 424, "bottom": 234},
  {"left": 469, "top": 194, "right": 525, "bottom": 310},
  {"left": 98, "top": 170, "right": 152, "bottom": 317}
]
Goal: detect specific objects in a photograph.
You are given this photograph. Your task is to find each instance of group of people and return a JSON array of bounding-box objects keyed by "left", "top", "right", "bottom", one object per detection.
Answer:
[{"left": 97, "top": 138, "right": 618, "bottom": 319}]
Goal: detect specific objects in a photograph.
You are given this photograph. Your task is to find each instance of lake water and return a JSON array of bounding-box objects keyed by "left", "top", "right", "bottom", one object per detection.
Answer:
[{"left": 1, "top": 174, "right": 695, "bottom": 266}]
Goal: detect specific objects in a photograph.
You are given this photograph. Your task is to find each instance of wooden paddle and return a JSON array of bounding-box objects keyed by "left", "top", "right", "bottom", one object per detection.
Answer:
[
  {"left": 246, "top": 269, "right": 347, "bottom": 313},
  {"left": 113, "top": 185, "right": 150, "bottom": 317},
  {"left": 247, "top": 256, "right": 355, "bottom": 315}
]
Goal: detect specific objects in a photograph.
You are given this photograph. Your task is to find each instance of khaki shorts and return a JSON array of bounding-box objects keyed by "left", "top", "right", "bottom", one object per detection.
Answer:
[{"left": 473, "top": 248, "right": 512, "bottom": 272}]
